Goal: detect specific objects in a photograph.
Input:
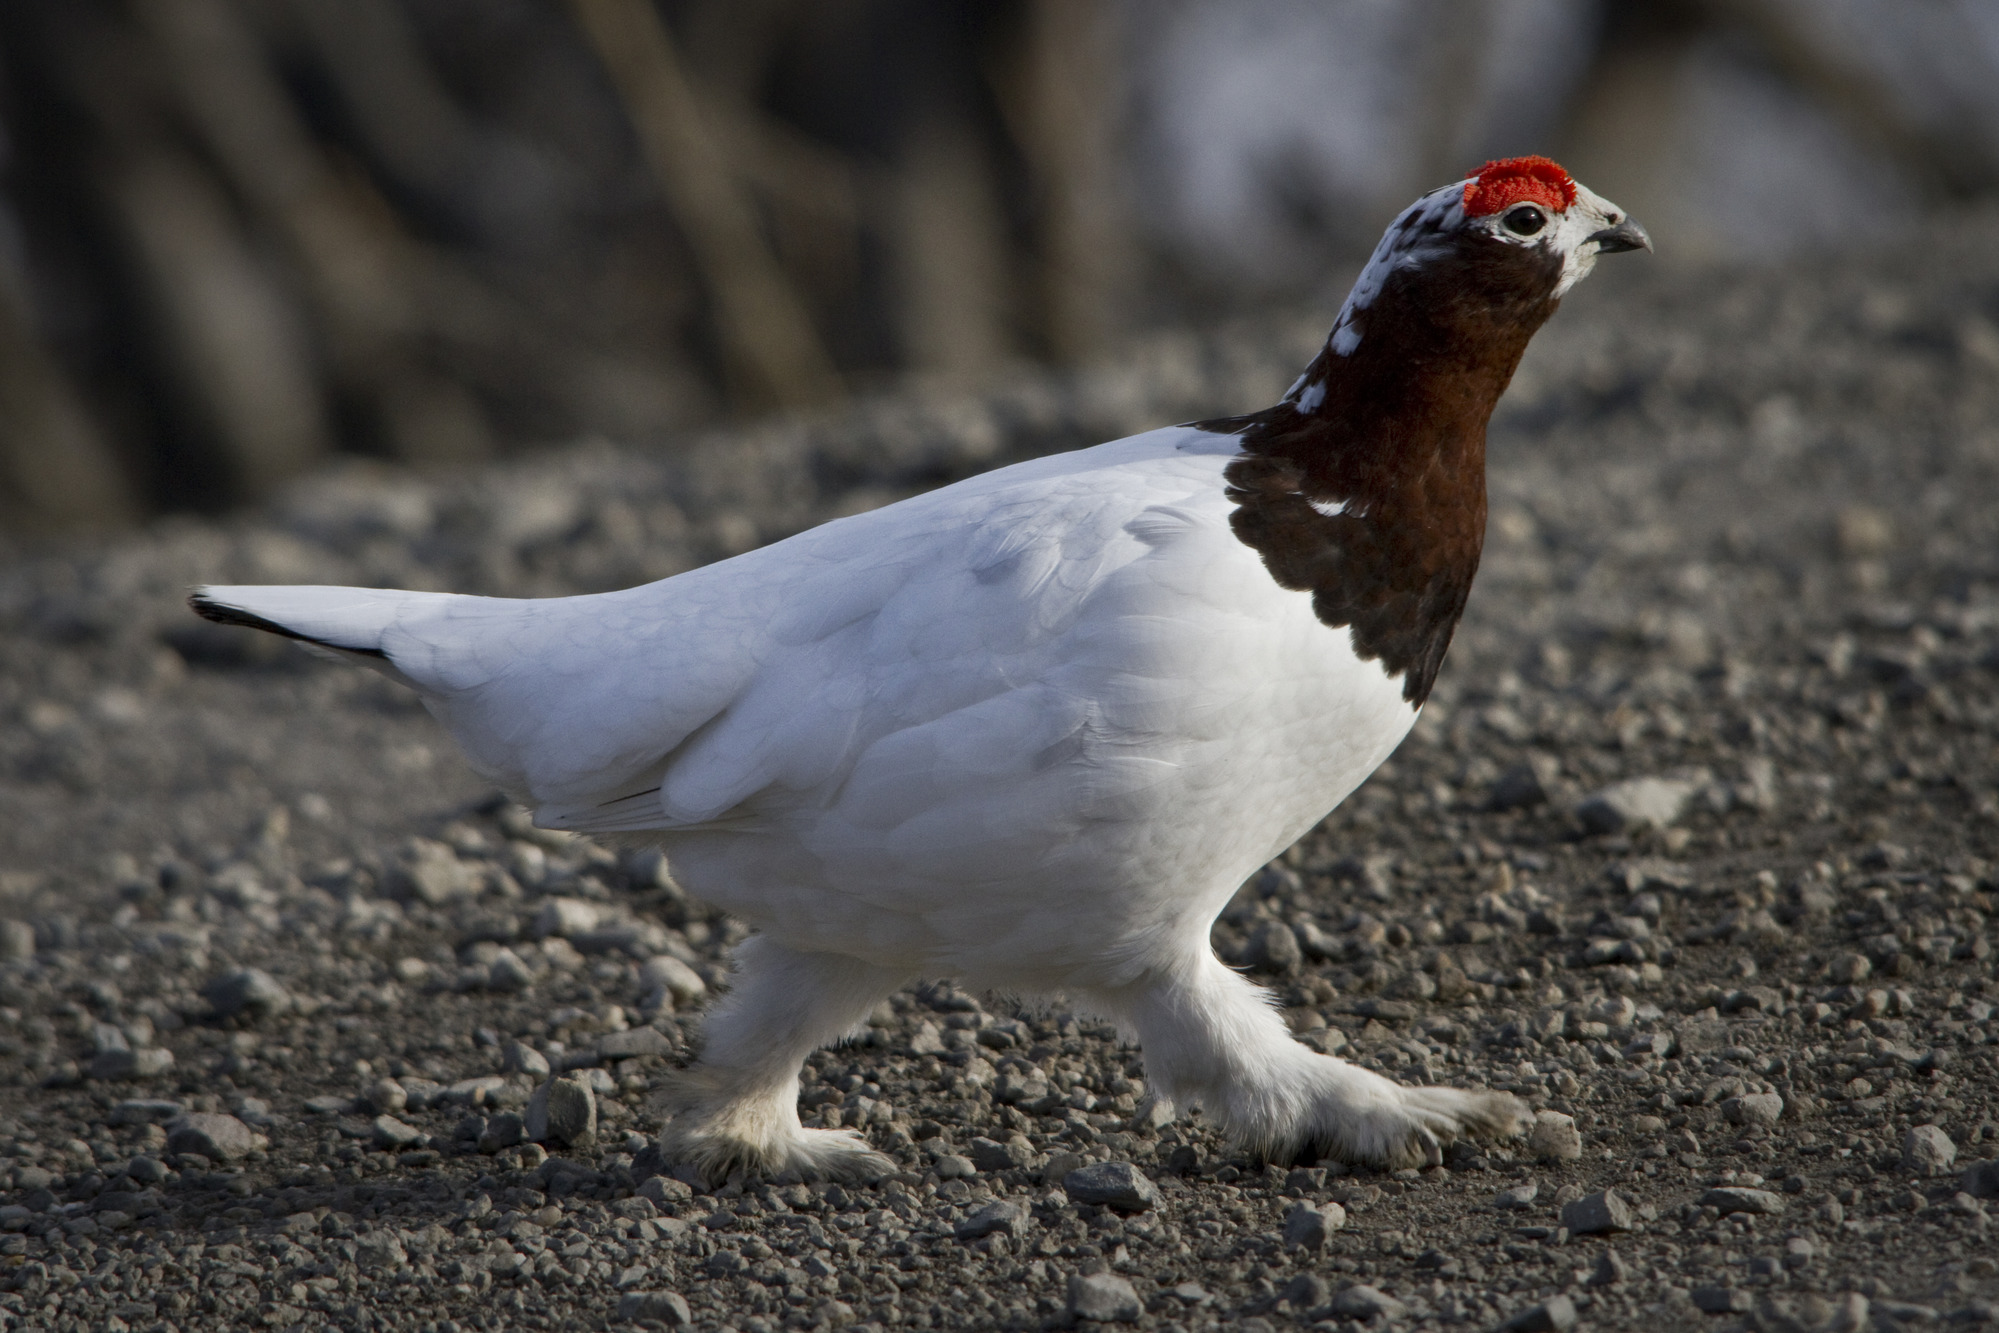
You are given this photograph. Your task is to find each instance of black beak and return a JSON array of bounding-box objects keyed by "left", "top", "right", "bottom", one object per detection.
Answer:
[{"left": 1587, "top": 218, "right": 1652, "bottom": 254}]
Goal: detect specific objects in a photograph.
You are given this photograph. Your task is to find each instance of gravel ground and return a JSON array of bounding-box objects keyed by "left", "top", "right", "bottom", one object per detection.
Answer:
[{"left": 5, "top": 213, "right": 1999, "bottom": 1333}]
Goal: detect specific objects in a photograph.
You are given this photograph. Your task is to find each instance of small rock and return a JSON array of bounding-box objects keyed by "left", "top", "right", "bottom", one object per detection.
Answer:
[
  {"left": 1905, "top": 1124, "right": 1958, "bottom": 1175},
  {"left": 1499, "top": 1294, "right": 1578, "bottom": 1332},
  {"left": 1960, "top": 1160, "right": 1999, "bottom": 1198},
  {"left": 388, "top": 839, "right": 476, "bottom": 905},
  {"left": 637, "top": 955, "right": 707, "bottom": 1005},
  {"left": 0, "top": 918, "right": 34, "bottom": 959},
  {"left": 968, "top": 1135, "right": 1035, "bottom": 1172},
  {"left": 1067, "top": 1272, "right": 1142, "bottom": 1322},
  {"left": 475, "top": 1111, "right": 524, "bottom": 1154},
  {"left": 363, "top": 1078, "right": 408, "bottom": 1114},
  {"left": 637, "top": 1175, "right": 694, "bottom": 1206},
  {"left": 487, "top": 948, "right": 536, "bottom": 992},
  {"left": 1489, "top": 755, "right": 1559, "bottom": 811},
  {"left": 202, "top": 968, "right": 293, "bottom": 1020},
  {"left": 1331, "top": 1285, "right": 1408, "bottom": 1320},
  {"left": 109, "top": 1098, "right": 182, "bottom": 1126},
  {"left": 502, "top": 1041, "right": 551, "bottom": 1077},
  {"left": 532, "top": 897, "right": 601, "bottom": 939},
  {"left": 523, "top": 1074, "right": 598, "bottom": 1148},
  {"left": 1692, "top": 1286, "right": 1751, "bottom": 1314},
  {"left": 125, "top": 1156, "right": 169, "bottom": 1184},
  {"left": 1246, "top": 920, "right": 1302, "bottom": 973},
  {"left": 1496, "top": 1182, "right": 1539, "bottom": 1210},
  {"left": 598, "top": 1026, "right": 674, "bottom": 1060},
  {"left": 1527, "top": 1111, "right": 1583, "bottom": 1162},
  {"left": 1281, "top": 1274, "right": 1331, "bottom": 1312},
  {"left": 1723, "top": 1093, "right": 1784, "bottom": 1127},
  {"left": 616, "top": 1291, "right": 692, "bottom": 1326},
  {"left": 371, "top": 1115, "right": 423, "bottom": 1150},
  {"left": 89, "top": 1047, "right": 175, "bottom": 1081},
  {"left": 444, "top": 1075, "right": 509, "bottom": 1106},
  {"left": 1588, "top": 1249, "right": 1627, "bottom": 1286},
  {"left": 1701, "top": 1187, "right": 1785, "bottom": 1216},
  {"left": 165, "top": 1113, "right": 261, "bottom": 1162},
  {"left": 1063, "top": 1162, "right": 1162, "bottom": 1212},
  {"left": 1561, "top": 1189, "right": 1634, "bottom": 1234},
  {"left": 353, "top": 1230, "right": 407, "bottom": 1270},
  {"left": 1281, "top": 1202, "right": 1343, "bottom": 1249},
  {"left": 1576, "top": 777, "right": 1695, "bottom": 834},
  {"left": 955, "top": 1200, "right": 1030, "bottom": 1242}
]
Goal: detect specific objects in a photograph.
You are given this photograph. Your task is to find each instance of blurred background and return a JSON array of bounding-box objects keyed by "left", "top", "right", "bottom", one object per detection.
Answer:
[{"left": 1, "top": 0, "right": 1996, "bottom": 534}]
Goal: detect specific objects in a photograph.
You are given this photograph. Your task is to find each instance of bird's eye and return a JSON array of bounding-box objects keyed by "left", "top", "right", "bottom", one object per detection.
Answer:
[{"left": 1502, "top": 205, "right": 1546, "bottom": 236}]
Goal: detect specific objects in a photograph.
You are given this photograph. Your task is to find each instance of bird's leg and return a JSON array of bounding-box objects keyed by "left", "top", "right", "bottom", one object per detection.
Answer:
[
  {"left": 657, "top": 935, "right": 908, "bottom": 1184},
  {"left": 1096, "top": 949, "right": 1527, "bottom": 1167}
]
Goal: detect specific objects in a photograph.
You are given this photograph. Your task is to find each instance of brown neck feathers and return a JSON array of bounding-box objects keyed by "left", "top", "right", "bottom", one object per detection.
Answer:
[{"left": 1200, "top": 236, "right": 1563, "bottom": 704}]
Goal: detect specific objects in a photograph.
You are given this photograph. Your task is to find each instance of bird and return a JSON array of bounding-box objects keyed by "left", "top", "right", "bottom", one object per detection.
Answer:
[{"left": 191, "top": 156, "right": 1649, "bottom": 1181}]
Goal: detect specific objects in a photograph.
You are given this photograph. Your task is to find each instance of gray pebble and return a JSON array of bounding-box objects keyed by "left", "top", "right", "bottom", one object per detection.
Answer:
[
  {"left": 597, "top": 1026, "right": 674, "bottom": 1060},
  {"left": 1487, "top": 756, "right": 1558, "bottom": 811},
  {"left": 124, "top": 1156, "right": 168, "bottom": 1184},
  {"left": 1496, "top": 1182, "right": 1539, "bottom": 1210},
  {"left": 1701, "top": 1187, "right": 1785, "bottom": 1216},
  {"left": 1063, "top": 1162, "right": 1162, "bottom": 1212},
  {"left": 1692, "top": 1286, "right": 1752, "bottom": 1314},
  {"left": 1904, "top": 1124, "right": 1957, "bottom": 1175},
  {"left": 532, "top": 896, "right": 600, "bottom": 938},
  {"left": 1281, "top": 1202, "right": 1343, "bottom": 1249},
  {"left": 525, "top": 1074, "right": 597, "bottom": 1147},
  {"left": 89, "top": 1047, "right": 174, "bottom": 1081},
  {"left": 165, "top": 1113, "right": 260, "bottom": 1162},
  {"left": 617, "top": 1290, "right": 692, "bottom": 1325},
  {"left": 353, "top": 1230, "right": 407, "bottom": 1270},
  {"left": 371, "top": 1114, "right": 422, "bottom": 1149},
  {"left": 638, "top": 955, "right": 707, "bottom": 1005},
  {"left": 1526, "top": 1110, "right": 1582, "bottom": 1162},
  {"left": 1576, "top": 776, "right": 1696, "bottom": 834},
  {"left": 487, "top": 948, "right": 536, "bottom": 991},
  {"left": 363, "top": 1077, "right": 408, "bottom": 1114},
  {"left": 1331, "top": 1285, "right": 1408, "bottom": 1320},
  {"left": 1246, "top": 920, "right": 1301, "bottom": 973},
  {"left": 1561, "top": 1189, "right": 1634, "bottom": 1234},
  {"left": 968, "top": 1134, "right": 1035, "bottom": 1172},
  {"left": 502, "top": 1041, "right": 551, "bottom": 1077},
  {"left": 479, "top": 1111, "right": 527, "bottom": 1153},
  {"left": 1960, "top": 1160, "right": 1999, "bottom": 1198},
  {"left": 1068, "top": 1271, "right": 1142, "bottom": 1322},
  {"left": 0, "top": 919, "right": 36, "bottom": 959},
  {"left": 387, "top": 840, "right": 476, "bottom": 906},
  {"left": 955, "top": 1199, "right": 1030, "bottom": 1242},
  {"left": 202, "top": 967, "right": 293, "bottom": 1019},
  {"left": 109, "top": 1098, "right": 182, "bottom": 1126},
  {"left": 1498, "top": 1294, "right": 1578, "bottom": 1332},
  {"left": 1723, "top": 1092, "right": 1784, "bottom": 1127}
]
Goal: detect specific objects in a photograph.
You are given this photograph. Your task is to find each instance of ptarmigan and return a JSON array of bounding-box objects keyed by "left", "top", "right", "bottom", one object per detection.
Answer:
[{"left": 193, "top": 156, "right": 1649, "bottom": 1181}]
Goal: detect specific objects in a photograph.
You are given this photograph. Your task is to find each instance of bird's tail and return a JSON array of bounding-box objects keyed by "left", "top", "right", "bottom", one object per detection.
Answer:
[{"left": 188, "top": 584, "right": 458, "bottom": 684}]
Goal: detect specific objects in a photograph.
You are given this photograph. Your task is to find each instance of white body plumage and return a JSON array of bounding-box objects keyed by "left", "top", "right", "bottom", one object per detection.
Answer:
[{"left": 195, "top": 157, "right": 1647, "bottom": 1177}]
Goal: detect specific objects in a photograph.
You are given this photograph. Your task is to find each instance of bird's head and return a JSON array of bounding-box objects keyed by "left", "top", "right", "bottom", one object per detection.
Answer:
[
  {"left": 1311, "top": 155, "right": 1648, "bottom": 364},
  {"left": 1457, "top": 155, "right": 1650, "bottom": 298}
]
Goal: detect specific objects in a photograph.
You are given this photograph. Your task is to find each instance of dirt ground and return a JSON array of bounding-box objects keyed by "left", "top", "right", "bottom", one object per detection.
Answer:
[{"left": 3, "top": 211, "right": 1999, "bottom": 1333}]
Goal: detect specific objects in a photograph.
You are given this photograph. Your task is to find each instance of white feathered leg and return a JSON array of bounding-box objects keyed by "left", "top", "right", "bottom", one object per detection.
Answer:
[
  {"left": 658, "top": 936, "right": 909, "bottom": 1183},
  {"left": 1095, "top": 949, "right": 1527, "bottom": 1167}
]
